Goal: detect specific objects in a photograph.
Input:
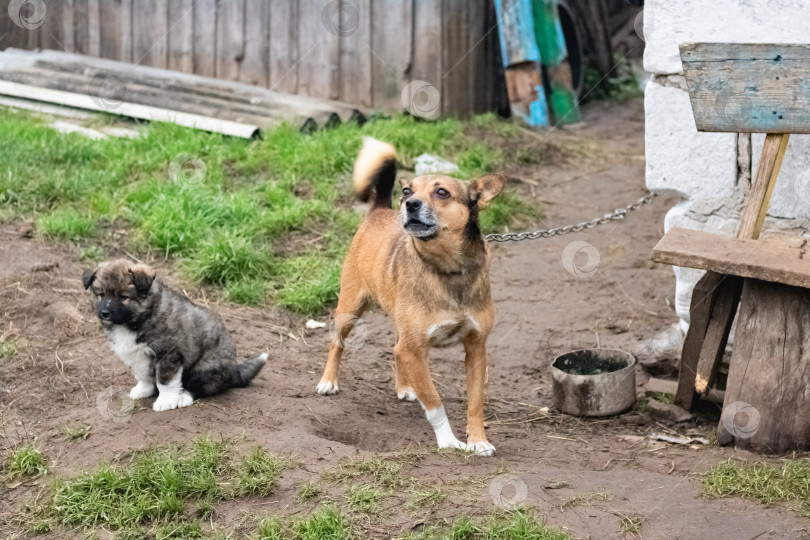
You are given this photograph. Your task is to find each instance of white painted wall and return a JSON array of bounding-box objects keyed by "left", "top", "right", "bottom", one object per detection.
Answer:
[{"left": 643, "top": 0, "right": 810, "bottom": 329}]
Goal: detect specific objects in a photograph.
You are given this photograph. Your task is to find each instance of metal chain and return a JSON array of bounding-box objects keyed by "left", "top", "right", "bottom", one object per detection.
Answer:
[{"left": 484, "top": 191, "right": 658, "bottom": 243}]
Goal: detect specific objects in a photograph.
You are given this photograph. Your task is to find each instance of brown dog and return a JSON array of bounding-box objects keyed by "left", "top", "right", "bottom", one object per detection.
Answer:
[{"left": 317, "top": 138, "right": 504, "bottom": 456}]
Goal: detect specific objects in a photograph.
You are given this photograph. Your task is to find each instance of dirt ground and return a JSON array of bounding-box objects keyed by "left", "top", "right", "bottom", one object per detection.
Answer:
[{"left": 2, "top": 99, "right": 808, "bottom": 539}]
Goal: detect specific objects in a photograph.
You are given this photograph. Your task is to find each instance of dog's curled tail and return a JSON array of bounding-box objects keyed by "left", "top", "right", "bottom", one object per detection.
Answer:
[
  {"left": 354, "top": 137, "right": 397, "bottom": 210},
  {"left": 232, "top": 352, "right": 268, "bottom": 387}
]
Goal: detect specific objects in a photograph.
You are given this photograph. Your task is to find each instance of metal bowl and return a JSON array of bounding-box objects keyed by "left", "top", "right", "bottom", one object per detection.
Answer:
[{"left": 551, "top": 349, "right": 636, "bottom": 417}]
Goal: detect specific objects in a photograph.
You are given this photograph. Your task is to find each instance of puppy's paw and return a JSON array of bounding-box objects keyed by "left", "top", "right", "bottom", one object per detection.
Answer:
[
  {"left": 396, "top": 387, "right": 417, "bottom": 401},
  {"left": 153, "top": 390, "right": 194, "bottom": 412},
  {"left": 129, "top": 381, "right": 156, "bottom": 399},
  {"left": 317, "top": 380, "right": 340, "bottom": 395},
  {"left": 465, "top": 440, "right": 496, "bottom": 456},
  {"left": 437, "top": 435, "right": 467, "bottom": 451}
]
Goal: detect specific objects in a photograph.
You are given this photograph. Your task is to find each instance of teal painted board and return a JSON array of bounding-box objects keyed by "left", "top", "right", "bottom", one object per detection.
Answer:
[{"left": 680, "top": 42, "right": 810, "bottom": 134}]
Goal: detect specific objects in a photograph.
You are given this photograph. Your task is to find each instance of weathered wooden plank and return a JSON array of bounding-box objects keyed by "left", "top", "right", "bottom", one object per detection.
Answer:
[
  {"left": 370, "top": 0, "right": 412, "bottom": 112},
  {"left": 62, "top": 0, "right": 76, "bottom": 51},
  {"left": 693, "top": 276, "right": 742, "bottom": 397},
  {"left": 167, "top": 0, "right": 194, "bottom": 73},
  {"left": 98, "top": 0, "right": 121, "bottom": 61},
  {"left": 652, "top": 228, "right": 810, "bottom": 289},
  {"left": 339, "top": 0, "right": 372, "bottom": 108},
  {"left": 441, "top": 0, "right": 473, "bottom": 117},
  {"left": 192, "top": 0, "right": 217, "bottom": 77},
  {"left": 0, "top": 79, "right": 260, "bottom": 137},
  {"left": 72, "top": 0, "right": 90, "bottom": 55},
  {"left": 215, "top": 0, "right": 245, "bottom": 81},
  {"left": 411, "top": 0, "right": 442, "bottom": 114},
  {"left": 298, "top": 0, "right": 340, "bottom": 100},
  {"left": 39, "top": 0, "right": 65, "bottom": 51},
  {"left": 674, "top": 271, "right": 724, "bottom": 410},
  {"left": 681, "top": 43, "right": 810, "bottom": 134},
  {"left": 718, "top": 279, "right": 810, "bottom": 454},
  {"left": 739, "top": 133, "right": 789, "bottom": 239},
  {"left": 268, "top": 0, "right": 298, "bottom": 93},
  {"left": 119, "top": 0, "right": 133, "bottom": 62},
  {"left": 87, "top": 0, "right": 101, "bottom": 57},
  {"left": 239, "top": 0, "right": 269, "bottom": 86},
  {"left": 132, "top": 0, "right": 167, "bottom": 67}
]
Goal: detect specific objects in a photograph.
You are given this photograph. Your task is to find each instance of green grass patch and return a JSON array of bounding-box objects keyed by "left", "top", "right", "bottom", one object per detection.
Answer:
[
  {"left": 703, "top": 458, "right": 810, "bottom": 517},
  {"left": 233, "top": 446, "right": 290, "bottom": 497},
  {"left": 255, "top": 505, "right": 353, "bottom": 540},
  {"left": 650, "top": 391, "right": 676, "bottom": 405},
  {"left": 49, "top": 437, "right": 227, "bottom": 529},
  {"left": 346, "top": 484, "right": 382, "bottom": 514},
  {"left": 0, "top": 337, "right": 21, "bottom": 361},
  {"left": 0, "top": 111, "right": 544, "bottom": 314},
  {"left": 4, "top": 445, "right": 47, "bottom": 477},
  {"left": 297, "top": 481, "right": 322, "bottom": 503},
  {"left": 407, "top": 509, "right": 572, "bottom": 539}
]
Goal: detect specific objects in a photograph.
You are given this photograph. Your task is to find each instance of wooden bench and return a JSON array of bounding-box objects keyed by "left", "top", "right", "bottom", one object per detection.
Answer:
[{"left": 651, "top": 43, "right": 810, "bottom": 454}]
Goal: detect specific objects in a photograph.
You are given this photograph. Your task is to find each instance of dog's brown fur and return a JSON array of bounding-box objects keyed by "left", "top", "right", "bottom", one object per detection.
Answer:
[{"left": 317, "top": 138, "right": 504, "bottom": 455}]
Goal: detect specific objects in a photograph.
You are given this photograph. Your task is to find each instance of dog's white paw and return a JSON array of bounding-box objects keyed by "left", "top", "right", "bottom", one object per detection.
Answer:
[
  {"left": 153, "top": 390, "right": 194, "bottom": 412},
  {"left": 437, "top": 435, "right": 467, "bottom": 451},
  {"left": 129, "top": 381, "right": 156, "bottom": 399},
  {"left": 396, "top": 387, "right": 417, "bottom": 401},
  {"left": 466, "top": 441, "right": 496, "bottom": 456},
  {"left": 317, "top": 380, "right": 340, "bottom": 395}
]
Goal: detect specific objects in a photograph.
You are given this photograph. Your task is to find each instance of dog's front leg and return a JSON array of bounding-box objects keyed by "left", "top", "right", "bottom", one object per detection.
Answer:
[
  {"left": 129, "top": 353, "right": 156, "bottom": 399},
  {"left": 153, "top": 353, "right": 194, "bottom": 412},
  {"left": 396, "top": 340, "right": 466, "bottom": 451},
  {"left": 463, "top": 334, "right": 495, "bottom": 456}
]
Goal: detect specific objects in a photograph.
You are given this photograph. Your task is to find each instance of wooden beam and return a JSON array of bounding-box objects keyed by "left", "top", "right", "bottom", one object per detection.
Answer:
[
  {"left": 693, "top": 276, "right": 742, "bottom": 397},
  {"left": 680, "top": 43, "right": 810, "bottom": 134},
  {"left": 652, "top": 228, "right": 810, "bottom": 289},
  {"left": 0, "top": 80, "right": 260, "bottom": 138},
  {"left": 675, "top": 271, "right": 724, "bottom": 410},
  {"left": 738, "top": 133, "right": 789, "bottom": 239}
]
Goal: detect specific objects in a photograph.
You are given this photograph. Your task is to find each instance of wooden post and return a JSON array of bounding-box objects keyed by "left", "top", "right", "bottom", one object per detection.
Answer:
[{"left": 717, "top": 279, "right": 810, "bottom": 454}]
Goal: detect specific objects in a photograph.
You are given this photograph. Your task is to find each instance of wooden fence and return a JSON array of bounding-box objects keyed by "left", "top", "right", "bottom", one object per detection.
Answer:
[{"left": 0, "top": 0, "right": 508, "bottom": 116}]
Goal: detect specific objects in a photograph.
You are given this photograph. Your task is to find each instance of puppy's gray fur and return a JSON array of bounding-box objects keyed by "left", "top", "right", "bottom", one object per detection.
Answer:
[{"left": 83, "top": 259, "right": 266, "bottom": 411}]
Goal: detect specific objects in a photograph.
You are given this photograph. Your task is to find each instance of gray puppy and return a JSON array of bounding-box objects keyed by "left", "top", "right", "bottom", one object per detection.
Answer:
[{"left": 82, "top": 259, "right": 266, "bottom": 411}]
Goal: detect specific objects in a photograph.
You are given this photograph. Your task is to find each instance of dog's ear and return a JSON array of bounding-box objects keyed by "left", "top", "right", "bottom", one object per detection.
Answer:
[
  {"left": 129, "top": 264, "right": 155, "bottom": 296},
  {"left": 82, "top": 269, "right": 97, "bottom": 290},
  {"left": 468, "top": 174, "right": 506, "bottom": 210}
]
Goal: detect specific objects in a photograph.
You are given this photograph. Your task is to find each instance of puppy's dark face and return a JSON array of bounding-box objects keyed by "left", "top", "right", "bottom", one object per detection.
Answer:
[
  {"left": 400, "top": 174, "right": 506, "bottom": 240},
  {"left": 82, "top": 259, "right": 156, "bottom": 326}
]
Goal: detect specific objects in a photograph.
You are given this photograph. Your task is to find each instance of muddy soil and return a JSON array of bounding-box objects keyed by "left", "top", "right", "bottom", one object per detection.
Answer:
[{"left": 2, "top": 100, "right": 807, "bottom": 539}]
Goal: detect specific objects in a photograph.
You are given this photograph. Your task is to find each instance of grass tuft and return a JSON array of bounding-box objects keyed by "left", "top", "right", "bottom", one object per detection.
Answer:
[
  {"left": 326, "top": 456, "right": 403, "bottom": 488},
  {"left": 61, "top": 424, "right": 92, "bottom": 441},
  {"left": 703, "top": 458, "right": 810, "bottom": 517},
  {"left": 346, "top": 484, "right": 381, "bottom": 514},
  {"left": 406, "top": 509, "right": 572, "bottom": 539},
  {"left": 233, "top": 446, "right": 290, "bottom": 497},
  {"left": 297, "top": 481, "right": 322, "bottom": 503},
  {"left": 5, "top": 445, "right": 47, "bottom": 477},
  {"left": 255, "top": 505, "right": 353, "bottom": 540}
]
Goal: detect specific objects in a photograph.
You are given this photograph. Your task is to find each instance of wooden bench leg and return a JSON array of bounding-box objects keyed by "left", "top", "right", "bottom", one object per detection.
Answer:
[
  {"left": 694, "top": 275, "right": 743, "bottom": 397},
  {"left": 675, "top": 271, "right": 725, "bottom": 410}
]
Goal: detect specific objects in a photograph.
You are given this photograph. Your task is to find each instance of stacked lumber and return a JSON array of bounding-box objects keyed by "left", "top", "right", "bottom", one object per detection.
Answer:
[{"left": 0, "top": 48, "right": 367, "bottom": 138}]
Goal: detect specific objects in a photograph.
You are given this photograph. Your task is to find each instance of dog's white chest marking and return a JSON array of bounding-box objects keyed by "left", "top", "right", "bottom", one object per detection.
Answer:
[
  {"left": 108, "top": 327, "right": 155, "bottom": 389},
  {"left": 427, "top": 313, "right": 480, "bottom": 347}
]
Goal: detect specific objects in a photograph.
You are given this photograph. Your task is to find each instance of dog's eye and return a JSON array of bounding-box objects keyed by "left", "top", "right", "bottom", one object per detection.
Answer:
[
  {"left": 435, "top": 188, "right": 450, "bottom": 199},
  {"left": 402, "top": 187, "right": 412, "bottom": 197}
]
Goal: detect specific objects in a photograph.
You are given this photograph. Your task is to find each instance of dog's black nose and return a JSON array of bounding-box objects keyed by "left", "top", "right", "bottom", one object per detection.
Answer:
[
  {"left": 405, "top": 199, "right": 422, "bottom": 213},
  {"left": 100, "top": 309, "right": 111, "bottom": 320}
]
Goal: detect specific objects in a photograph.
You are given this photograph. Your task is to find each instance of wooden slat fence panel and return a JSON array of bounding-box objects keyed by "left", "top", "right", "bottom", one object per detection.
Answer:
[{"left": 0, "top": 0, "right": 505, "bottom": 116}]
